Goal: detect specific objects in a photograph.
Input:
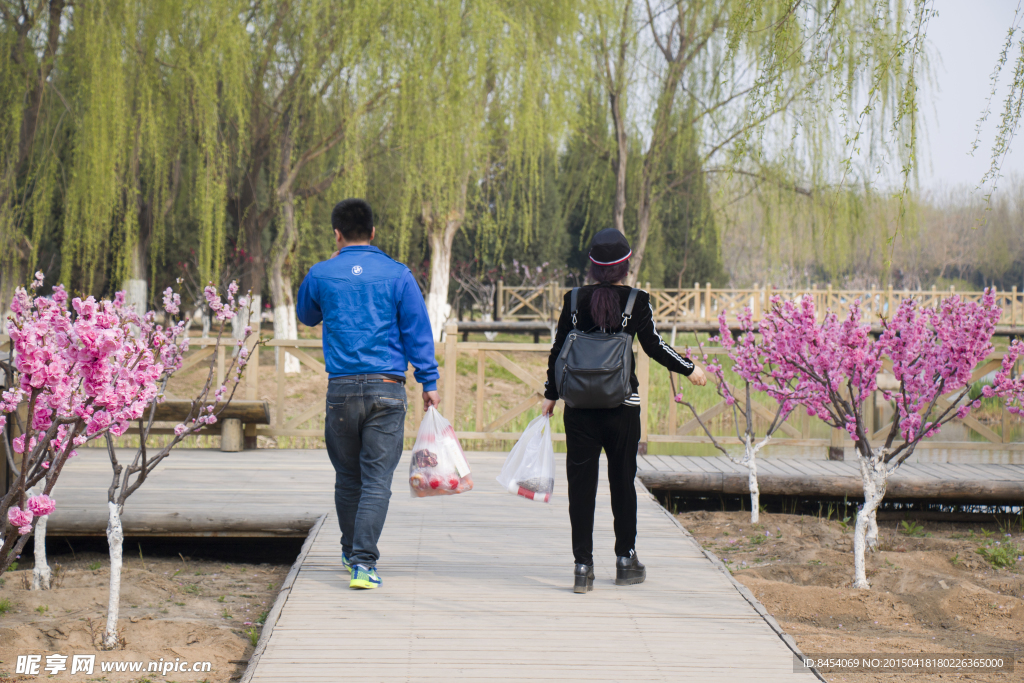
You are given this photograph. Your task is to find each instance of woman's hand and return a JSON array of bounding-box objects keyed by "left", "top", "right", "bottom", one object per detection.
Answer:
[
  {"left": 688, "top": 365, "right": 707, "bottom": 386},
  {"left": 541, "top": 398, "right": 557, "bottom": 417}
]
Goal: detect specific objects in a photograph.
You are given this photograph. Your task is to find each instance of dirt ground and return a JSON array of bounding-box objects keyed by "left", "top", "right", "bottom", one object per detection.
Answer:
[
  {"left": 677, "top": 510, "right": 1024, "bottom": 682},
  {"left": 0, "top": 550, "right": 289, "bottom": 683}
]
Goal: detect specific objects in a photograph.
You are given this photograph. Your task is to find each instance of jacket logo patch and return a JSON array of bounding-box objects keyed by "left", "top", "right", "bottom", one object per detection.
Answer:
[{"left": 351, "top": 265, "right": 363, "bottom": 275}]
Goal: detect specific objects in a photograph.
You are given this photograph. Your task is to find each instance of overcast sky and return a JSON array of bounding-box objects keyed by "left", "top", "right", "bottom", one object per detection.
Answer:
[{"left": 920, "top": 0, "right": 1024, "bottom": 191}]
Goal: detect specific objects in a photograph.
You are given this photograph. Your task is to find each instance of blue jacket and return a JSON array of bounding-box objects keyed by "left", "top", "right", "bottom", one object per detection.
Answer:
[{"left": 296, "top": 245, "right": 439, "bottom": 391}]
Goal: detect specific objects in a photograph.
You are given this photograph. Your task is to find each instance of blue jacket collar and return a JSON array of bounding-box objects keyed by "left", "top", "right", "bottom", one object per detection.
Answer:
[{"left": 340, "top": 245, "right": 380, "bottom": 254}]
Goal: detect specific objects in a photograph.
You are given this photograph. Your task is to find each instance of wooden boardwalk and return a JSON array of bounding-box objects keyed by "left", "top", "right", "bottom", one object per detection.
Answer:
[
  {"left": 636, "top": 455, "right": 1024, "bottom": 502},
  {"left": 245, "top": 452, "right": 815, "bottom": 682}
]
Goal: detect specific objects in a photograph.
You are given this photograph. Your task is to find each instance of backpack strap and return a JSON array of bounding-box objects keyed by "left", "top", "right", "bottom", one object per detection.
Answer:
[
  {"left": 621, "top": 288, "right": 639, "bottom": 328},
  {"left": 570, "top": 287, "right": 580, "bottom": 329}
]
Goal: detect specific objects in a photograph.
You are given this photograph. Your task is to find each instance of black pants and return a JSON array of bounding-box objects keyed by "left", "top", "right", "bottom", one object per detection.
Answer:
[{"left": 563, "top": 404, "right": 641, "bottom": 566}]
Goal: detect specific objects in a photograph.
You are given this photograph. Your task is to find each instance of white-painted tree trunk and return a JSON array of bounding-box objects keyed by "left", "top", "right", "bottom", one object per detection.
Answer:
[
  {"left": 273, "top": 302, "right": 300, "bottom": 374},
  {"left": 741, "top": 435, "right": 763, "bottom": 524},
  {"left": 102, "top": 501, "right": 125, "bottom": 649},
  {"left": 30, "top": 485, "right": 50, "bottom": 590},
  {"left": 426, "top": 231, "right": 454, "bottom": 341},
  {"left": 123, "top": 279, "right": 147, "bottom": 320},
  {"left": 482, "top": 312, "right": 498, "bottom": 342},
  {"left": 853, "top": 452, "right": 888, "bottom": 589}
]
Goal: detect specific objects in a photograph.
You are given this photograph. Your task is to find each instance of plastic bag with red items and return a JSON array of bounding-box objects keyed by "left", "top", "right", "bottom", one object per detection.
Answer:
[
  {"left": 497, "top": 415, "right": 555, "bottom": 502},
  {"left": 408, "top": 407, "right": 474, "bottom": 497}
]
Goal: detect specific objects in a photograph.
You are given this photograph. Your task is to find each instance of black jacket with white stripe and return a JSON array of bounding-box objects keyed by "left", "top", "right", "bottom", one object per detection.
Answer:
[{"left": 544, "top": 285, "right": 694, "bottom": 404}]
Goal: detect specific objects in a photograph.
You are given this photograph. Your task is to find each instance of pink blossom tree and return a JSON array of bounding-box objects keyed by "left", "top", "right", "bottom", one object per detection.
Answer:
[
  {"left": 758, "top": 292, "right": 1005, "bottom": 589},
  {"left": 674, "top": 310, "right": 802, "bottom": 523},
  {"left": 1, "top": 272, "right": 163, "bottom": 585},
  {"left": 98, "top": 282, "right": 254, "bottom": 649},
  {"left": 0, "top": 274, "right": 256, "bottom": 649}
]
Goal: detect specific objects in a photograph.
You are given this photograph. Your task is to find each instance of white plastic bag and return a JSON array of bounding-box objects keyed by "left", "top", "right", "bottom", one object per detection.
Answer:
[
  {"left": 409, "top": 407, "right": 473, "bottom": 497},
  {"left": 497, "top": 415, "right": 555, "bottom": 503}
]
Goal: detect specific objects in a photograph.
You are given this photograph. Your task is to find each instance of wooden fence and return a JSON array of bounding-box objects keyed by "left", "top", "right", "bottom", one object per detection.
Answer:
[
  {"left": 2, "top": 323, "right": 1021, "bottom": 454},
  {"left": 248, "top": 325, "right": 1023, "bottom": 453},
  {"left": 497, "top": 283, "right": 1024, "bottom": 327}
]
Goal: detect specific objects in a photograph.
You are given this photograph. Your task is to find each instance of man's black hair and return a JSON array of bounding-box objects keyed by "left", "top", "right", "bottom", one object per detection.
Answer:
[{"left": 331, "top": 198, "right": 374, "bottom": 240}]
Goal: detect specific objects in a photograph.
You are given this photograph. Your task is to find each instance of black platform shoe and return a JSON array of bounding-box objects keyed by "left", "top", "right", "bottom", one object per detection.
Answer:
[
  {"left": 573, "top": 563, "right": 595, "bottom": 594},
  {"left": 615, "top": 551, "right": 646, "bottom": 586}
]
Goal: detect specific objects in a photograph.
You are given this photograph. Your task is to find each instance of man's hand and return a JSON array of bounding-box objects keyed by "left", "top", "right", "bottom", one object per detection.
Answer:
[
  {"left": 688, "top": 365, "right": 707, "bottom": 386},
  {"left": 422, "top": 390, "right": 440, "bottom": 412},
  {"left": 541, "top": 398, "right": 556, "bottom": 417}
]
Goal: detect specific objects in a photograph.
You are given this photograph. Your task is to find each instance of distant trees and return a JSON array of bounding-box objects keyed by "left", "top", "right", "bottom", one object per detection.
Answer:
[{"left": 0, "top": 0, "right": 958, "bottom": 335}]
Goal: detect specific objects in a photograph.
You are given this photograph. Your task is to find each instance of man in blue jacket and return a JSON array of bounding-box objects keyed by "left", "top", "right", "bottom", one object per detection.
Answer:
[{"left": 297, "top": 198, "right": 439, "bottom": 590}]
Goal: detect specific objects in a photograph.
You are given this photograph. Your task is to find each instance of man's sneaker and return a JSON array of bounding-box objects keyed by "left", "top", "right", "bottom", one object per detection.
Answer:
[
  {"left": 342, "top": 552, "right": 353, "bottom": 575},
  {"left": 350, "top": 564, "right": 382, "bottom": 589},
  {"left": 615, "top": 550, "right": 646, "bottom": 586}
]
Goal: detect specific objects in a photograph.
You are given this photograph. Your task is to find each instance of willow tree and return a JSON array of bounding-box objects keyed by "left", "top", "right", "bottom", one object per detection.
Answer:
[
  {"left": 226, "top": 0, "right": 399, "bottom": 371},
  {"left": 388, "top": 0, "right": 577, "bottom": 339},
  {"left": 575, "top": 0, "right": 933, "bottom": 284},
  {"left": 0, "top": 0, "right": 69, "bottom": 320},
  {"left": 0, "top": 0, "right": 247, "bottom": 312}
]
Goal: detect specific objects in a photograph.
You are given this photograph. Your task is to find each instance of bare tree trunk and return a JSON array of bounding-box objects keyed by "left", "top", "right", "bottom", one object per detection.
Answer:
[
  {"left": 610, "top": 88, "right": 628, "bottom": 236},
  {"left": 853, "top": 452, "right": 887, "bottom": 589},
  {"left": 269, "top": 194, "right": 300, "bottom": 373},
  {"left": 123, "top": 240, "right": 147, "bottom": 320},
  {"left": 102, "top": 502, "right": 124, "bottom": 649},
  {"left": 743, "top": 436, "right": 760, "bottom": 524},
  {"left": 426, "top": 227, "right": 457, "bottom": 341},
  {"left": 30, "top": 484, "right": 50, "bottom": 590}
]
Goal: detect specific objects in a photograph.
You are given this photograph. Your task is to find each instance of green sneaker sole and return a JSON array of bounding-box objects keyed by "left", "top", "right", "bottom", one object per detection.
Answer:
[{"left": 350, "top": 577, "right": 380, "bottom": 589}]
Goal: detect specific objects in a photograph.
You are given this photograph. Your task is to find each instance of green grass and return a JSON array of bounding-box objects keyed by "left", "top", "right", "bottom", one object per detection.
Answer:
[
  {"left": 0, "top": 598, "right": 12, "bottom": 614},
  {"left": 182, "top": 583, "right": 201, "bottom": 595},
  {"left": 899, "top": 520, "right": 926, "bottom": 537},
  {"left": 244, "top": 625, "right": 260, "bottom": 646},
  {"left": 976, "top": 541, "right": 1020, "bottom": 569},
  {"left": 88, "top": 561, "right": 102, "bottom": 571}
]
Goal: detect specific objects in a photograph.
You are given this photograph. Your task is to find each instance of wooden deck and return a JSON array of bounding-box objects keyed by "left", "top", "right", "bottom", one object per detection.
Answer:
[
  {"left": 637, "top": 455, "right": 1024, "bottom": 502},
  {"left": 244, "top": 452, "right": 815, "bottom": 682}
]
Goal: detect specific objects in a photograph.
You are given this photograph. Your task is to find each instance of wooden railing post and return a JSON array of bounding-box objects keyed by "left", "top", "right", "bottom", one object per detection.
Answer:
[
  {"left": 275, "top": 342, "right": 285, "bottom": 429},
  {"left": 1013, "top": 286, "right": 1019, "bottom": 326},
  {"left": 694, "top": 282, "right": 700, "bottom": 319},
  {"left": 704, "top": 282, "right": 712, "bottom": 322},
  {"left": 476, "top": 348, "right": 486, "bottom": 431},
  {"left": 495, "top": 279, "right": 504, "bottom": 321},
  {"left": 887, "top": 284, "right": 894, "bottom": 317},
  {"left": 216, "top": 344, "right": 226, "bottom": 389},
  {"left": 828, "top": 426, "right": 844, "bottom": 460},
  {"left": 637, "top": 343, "right": 650, "bottom": 453},
  {"left": 752, "top": 284, "right": 761, "bottom": 320},
  {"left": 244, "top": 336, "right": 260, "bottom": 449},
  {"left": 443, "top": 323, "right": 459, "bottom": 420}
]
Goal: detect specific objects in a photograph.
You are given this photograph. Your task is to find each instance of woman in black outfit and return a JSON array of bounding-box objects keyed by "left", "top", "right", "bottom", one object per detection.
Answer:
[{"left": 541, "top": 229, "right": 706, "bottom": 593}]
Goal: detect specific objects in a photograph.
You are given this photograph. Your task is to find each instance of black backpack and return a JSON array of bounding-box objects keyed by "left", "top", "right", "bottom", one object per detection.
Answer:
[{"left": 554, "top": 287, "right": 639, "bottom": 409}]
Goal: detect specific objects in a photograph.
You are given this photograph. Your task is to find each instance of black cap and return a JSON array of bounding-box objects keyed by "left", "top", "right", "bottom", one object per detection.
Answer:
[{"left": 588, "top": 228, "right": 632, "bottom": 266}]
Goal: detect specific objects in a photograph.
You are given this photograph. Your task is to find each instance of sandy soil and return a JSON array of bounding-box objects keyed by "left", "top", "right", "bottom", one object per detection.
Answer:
[
  {"left": 678, "top": 510, "right": 1024, "bottom": 682},
  {"left": 0, "top": 550, "right": 289, "bottom": 683}
]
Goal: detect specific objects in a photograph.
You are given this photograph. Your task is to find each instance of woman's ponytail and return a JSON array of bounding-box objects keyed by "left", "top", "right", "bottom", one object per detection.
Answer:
[{"left": 588, "top": 261, "right": 629, "bottom": 330}]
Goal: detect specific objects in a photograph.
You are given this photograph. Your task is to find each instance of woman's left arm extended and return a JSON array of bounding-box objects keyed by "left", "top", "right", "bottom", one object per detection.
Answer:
[
  {"left": 633, "top": 292, "right": 705, "bottom": 385},
  {"left": 542, "top": 292, "right": 573, "bottom": 415}
]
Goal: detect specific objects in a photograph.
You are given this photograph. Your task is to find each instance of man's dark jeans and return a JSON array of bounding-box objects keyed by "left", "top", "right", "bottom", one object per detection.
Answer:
[{"left": 325, "top": 376, "right": 407, "bottom": 568}]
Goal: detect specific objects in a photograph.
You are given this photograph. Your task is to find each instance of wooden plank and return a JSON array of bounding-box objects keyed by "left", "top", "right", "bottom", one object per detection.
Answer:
[
  {"left": 485, "top": 350, "right": 546, "bottom": 395},
  {"left": 475, "top": 349, "right": 485, "bottom": 431},
  {"left": 483, "top": 393, "right": 542, "bottom": 433},
  {"left": 283, "top": 400, "right": 327, "bottom": 432},
  {"left": 248, "top": 453, "right": 816, "bottom": 682},
  {"left": 284, "top": 346, "right": 326, "bottom": 375}
]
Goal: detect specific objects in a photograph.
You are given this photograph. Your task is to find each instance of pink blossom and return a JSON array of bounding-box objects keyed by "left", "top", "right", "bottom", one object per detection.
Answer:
[
  {"left": 18, "top": 525, "right": 32, "bottom": 535},
  {"left": 8, "top": 507, "right": 32, "bottom": 528},
  {"left": 27, "top": 495, "right": 56, "bottom": 516}
]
